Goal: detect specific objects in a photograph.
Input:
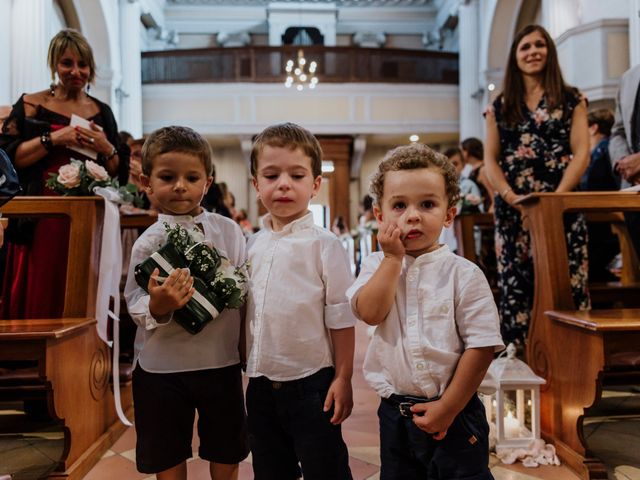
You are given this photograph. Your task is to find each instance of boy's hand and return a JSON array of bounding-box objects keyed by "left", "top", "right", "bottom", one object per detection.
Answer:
[
  {"left": 410, "top": 399, "right": 456, "bottom": 440},
  {"left": 377, "top": 221, "right": 405, "bottom": 261},
  {"left": 324, "top": 376, "right": 353, "bottom": 425},
  {"left": 148, "top": 267, "right": 194, "bottom": 318}
]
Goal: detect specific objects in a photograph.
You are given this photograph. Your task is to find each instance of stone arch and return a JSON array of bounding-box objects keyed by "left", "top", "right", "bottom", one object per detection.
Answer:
[
  {"left": 72, "top": 1, "right": 118, "bottom": 107},
  {"left": 481, "top": 0, "right": 524, "bottom": 92}
]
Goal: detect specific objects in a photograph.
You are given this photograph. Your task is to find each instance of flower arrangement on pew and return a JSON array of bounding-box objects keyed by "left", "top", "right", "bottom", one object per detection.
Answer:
[
  {"left": 134, "top": 223, "right": 248, "bottom": 334},
  {"left": 46, "top": 158, "right": 145, "bottom": 207}
]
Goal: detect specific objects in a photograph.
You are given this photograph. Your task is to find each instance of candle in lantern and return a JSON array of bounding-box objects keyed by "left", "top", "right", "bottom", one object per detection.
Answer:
[{"left": 503, "top": 411, "right": 520, "bottom": 438}]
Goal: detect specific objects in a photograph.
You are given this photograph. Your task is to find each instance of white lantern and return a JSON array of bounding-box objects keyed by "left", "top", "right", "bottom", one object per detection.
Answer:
[{"left": 481, "top": 343, "right": 545, "bottom": 451}]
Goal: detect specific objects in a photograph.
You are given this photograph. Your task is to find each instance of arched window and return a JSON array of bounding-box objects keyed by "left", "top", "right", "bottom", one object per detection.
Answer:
[{"left": 282, "top": 27, "right": 324, "bottom": 46}]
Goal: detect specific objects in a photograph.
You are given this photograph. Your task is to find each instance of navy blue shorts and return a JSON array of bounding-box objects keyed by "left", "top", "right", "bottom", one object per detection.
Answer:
[
  {"left": 379, "top": 393, "right": 494, "bottom": 480},
  {"left": 132, "top": 363, "right": 249, "bottom": 474},
  {"left": 246, "top": 367, "right": 352, "bottom": 480}
]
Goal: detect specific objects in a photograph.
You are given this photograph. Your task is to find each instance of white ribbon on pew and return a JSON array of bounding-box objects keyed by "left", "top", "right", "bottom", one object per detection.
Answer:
[{"left": 94, "top": 187, "right": 133, "bottom": 427}]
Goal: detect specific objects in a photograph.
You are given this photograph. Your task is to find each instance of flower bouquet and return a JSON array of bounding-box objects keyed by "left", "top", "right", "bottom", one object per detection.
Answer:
[
  {"left": 46, "top": 158, "right": 146, "bottom": 207},
  {"left": 134, "top": 223, "right": 248, "bottom": 334}
]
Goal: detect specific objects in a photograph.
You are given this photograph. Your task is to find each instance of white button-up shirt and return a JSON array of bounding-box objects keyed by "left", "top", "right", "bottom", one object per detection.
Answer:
[
  {"left": 246, "top": 212, "right": 356, "bottom": 381},
  {"left": 347, "top": 245, "right": 504, "bottom": 399},
  {"left": 124, "top": 211, "right": 247, "bottom": 373}
]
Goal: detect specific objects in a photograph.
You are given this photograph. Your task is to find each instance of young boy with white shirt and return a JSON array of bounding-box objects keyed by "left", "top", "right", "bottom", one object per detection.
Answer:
[
  {"left": 347, "top": 143, "right": 504, "bottom": 480},
  {"left": 124, "top": 126, "right": 248, "bottom": 479},
  {"left": 245, "top": 122, "right": 355, "bottom": 480}
]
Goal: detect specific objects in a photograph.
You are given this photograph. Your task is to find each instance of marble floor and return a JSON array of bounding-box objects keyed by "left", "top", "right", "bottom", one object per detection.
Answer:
[{"left": 1, "top": 323, "right": 639, "bottom": 480}]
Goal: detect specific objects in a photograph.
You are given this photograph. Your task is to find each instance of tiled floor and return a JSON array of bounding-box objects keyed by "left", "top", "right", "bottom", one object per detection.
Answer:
[{"left": 2, "top": 322, "right": 640, "bottom": 479}]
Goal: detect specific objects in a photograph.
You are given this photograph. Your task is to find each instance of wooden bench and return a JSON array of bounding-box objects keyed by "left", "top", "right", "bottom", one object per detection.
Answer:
[
  {"left": 453, "top": 212, "right": 493, "bottom": 264},
  {"left": 0, "top": 197, "right": 133, "bottom": 480},
  {"left": 519, "top": 191, "right": 640, "bottom": 480}
]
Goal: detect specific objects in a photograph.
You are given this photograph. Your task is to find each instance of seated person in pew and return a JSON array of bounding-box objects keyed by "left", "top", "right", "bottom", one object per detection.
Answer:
[
  {"left": 580, "top": 108, "right": 620, "bottom": 283},
  {"left": 124, "top": 126, "right": 249, "bottom": 480},
  {"left": 347, "top": 143, "right": 504, "bottom": 480}
]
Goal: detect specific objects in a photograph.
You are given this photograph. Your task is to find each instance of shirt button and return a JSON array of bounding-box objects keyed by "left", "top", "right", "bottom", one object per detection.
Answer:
[
  {"left": 272, "top": 382, "right": 282, "bottom": 389},
  {"left": 416, "top": 363, "right": 425, "bottom": 370}
]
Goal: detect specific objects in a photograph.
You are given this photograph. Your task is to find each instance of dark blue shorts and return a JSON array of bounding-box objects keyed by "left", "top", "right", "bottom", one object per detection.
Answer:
[
  {"left": 379, "top": 393, "right": 494, "bottom": 480},
  {"left": 132, "top": 363, "right": 249, "bottom": 474},
  {"left": 246, "top": 367, "right": 352, "bottom": 480}
]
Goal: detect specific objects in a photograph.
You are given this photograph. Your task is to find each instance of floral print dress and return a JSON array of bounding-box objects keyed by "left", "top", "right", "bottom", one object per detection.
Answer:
[{"left": 492, "top": 90, "right": 590, "bottom": 348}]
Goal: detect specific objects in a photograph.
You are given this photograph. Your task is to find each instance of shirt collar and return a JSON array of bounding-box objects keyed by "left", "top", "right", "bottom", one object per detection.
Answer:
[
  {"left": 157, "top": 210, "right": 207, "bottom": 227},
  {"left": 260, "top": 211, "right": 315, "bottom": 235},
  {"left": 405, "top": 244, "right": 450, "bottom": 268}
]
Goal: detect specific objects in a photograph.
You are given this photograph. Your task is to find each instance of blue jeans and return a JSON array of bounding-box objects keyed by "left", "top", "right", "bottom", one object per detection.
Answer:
[
  {"left": 246, "top": 367, "right": 352, "bottom": 480},
  {"left": 379, "top": 394, "right": 494, "bottom": 480}
]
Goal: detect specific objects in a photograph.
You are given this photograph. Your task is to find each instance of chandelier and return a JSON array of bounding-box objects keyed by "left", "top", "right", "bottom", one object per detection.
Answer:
[{"left": 285, "top": 49, "right": 318, "bottom": 91}]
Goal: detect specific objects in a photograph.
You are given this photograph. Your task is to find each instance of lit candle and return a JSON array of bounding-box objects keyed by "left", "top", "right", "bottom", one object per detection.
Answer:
[{"left": 503, "top": 411, "right": 520, "bottom": 438}]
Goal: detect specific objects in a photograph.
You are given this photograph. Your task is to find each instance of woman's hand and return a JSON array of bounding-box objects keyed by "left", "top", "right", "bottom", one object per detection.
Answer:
[
  {"left": 74, "top": 122, "right": 114, "bottom": 156},
  {"left": 503, "top": 189, "right": 525, "bottom": 212},
  {"left": 50, "top": 125, "right": 83, "bottom": 149}
]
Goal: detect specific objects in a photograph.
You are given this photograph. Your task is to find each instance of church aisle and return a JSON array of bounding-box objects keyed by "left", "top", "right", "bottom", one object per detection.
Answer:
[{"left": 84, "top": 324, "right": 587, "bottom": 480}]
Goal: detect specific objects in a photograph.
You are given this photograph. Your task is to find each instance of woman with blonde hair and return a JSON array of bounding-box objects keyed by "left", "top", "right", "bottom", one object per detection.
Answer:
[{"left": 0, "top": 28, "right": 128, "bottom": 318}]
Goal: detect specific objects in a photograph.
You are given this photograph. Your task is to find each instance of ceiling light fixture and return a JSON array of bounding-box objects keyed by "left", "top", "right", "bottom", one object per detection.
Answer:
[{"left": 285, "top": 49, "right": 318, "bottom": 91}]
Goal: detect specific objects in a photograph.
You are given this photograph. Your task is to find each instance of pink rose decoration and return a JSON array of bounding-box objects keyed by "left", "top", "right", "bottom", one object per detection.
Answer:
[
  {"left": 57, "top": 163, "right": 82, "bottom": 188},
  {"left": 85, "top": 160, "right": 110, "bottom": 181}
]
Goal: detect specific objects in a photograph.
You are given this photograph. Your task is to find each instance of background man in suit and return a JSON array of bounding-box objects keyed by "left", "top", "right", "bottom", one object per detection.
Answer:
[{"left": 609, "top": 63, "right": 640, "bottom": 250}]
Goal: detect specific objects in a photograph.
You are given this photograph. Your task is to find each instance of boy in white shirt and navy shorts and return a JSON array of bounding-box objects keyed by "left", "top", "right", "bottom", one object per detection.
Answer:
[
  {"left": 245, "top": 122, "right": 356, "bottom": 480},
  {"left": 125, "top": 126, "right": 249, "bottom": 479},
  {"left": 347, "top": 143, "right": 504, "bottom": 480}
]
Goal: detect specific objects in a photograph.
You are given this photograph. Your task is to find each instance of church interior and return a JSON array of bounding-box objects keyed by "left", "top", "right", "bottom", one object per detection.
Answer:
[{"left": 1, "top": 0, "right": 639, "bottom": 479}]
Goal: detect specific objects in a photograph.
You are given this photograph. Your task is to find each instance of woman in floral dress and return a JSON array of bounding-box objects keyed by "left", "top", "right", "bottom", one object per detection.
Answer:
[{"left": 484, "top": 24, "right": 590, "bottom": 349}]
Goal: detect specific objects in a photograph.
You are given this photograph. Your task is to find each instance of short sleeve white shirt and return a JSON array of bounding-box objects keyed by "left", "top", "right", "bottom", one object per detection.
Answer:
[
  {"left": 245, "top": 212, "right": 356, "bottom": 381},
  {"left": 346, "top": 245, "right": 504, "bottom": 399},
  {"left": 124, "top": 211, "right": 247, "bottom": 373}
]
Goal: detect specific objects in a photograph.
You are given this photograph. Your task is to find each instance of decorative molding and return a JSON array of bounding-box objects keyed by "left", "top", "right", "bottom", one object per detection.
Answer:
[
  {"left": 555, "top": 18, "right": 628, "bottom": 46},
  {"left": 168, "top": 0, "right": 435, "bottom": 6}
]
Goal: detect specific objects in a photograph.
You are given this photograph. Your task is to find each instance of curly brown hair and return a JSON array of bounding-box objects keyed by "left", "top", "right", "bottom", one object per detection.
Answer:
[{"left": 369, "top": 143, "right": 460, "bottom": 208}]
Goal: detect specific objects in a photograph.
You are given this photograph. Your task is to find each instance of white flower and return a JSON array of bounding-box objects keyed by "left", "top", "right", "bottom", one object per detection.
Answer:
[
  {"left": 57, "top": 163, "right": 82, "bottom": 188},
  {"left": 85, "top": 160, "right": 110, "bottom": 181}
]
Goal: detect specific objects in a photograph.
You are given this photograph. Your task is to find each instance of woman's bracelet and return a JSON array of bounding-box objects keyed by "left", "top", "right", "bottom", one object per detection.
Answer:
[
  {"left": 104, "top": 146, "right": 117, "bottom": 160},
  {"left": 99, "top": 146, "right": 117, "bottom": 164},
  {"left": 40, "top": 132, "right": 53, "bottom": 151},
  {"left": 500, "top": 187, "right": 512, "bottom": 198}
]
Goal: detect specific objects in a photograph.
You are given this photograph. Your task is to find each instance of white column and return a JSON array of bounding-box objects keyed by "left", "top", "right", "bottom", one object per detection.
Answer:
[
  {"left": 0, "top": 0, "right": 12, "bottom": 106},
  {"left": 11, "top": 0, "right": 53, "bottom": 101},
  {"left": 119, "top": 0, "right": 143, "bottom": 137},
  {"left": 630, "top": 0, "right": 640, "bottom": 67},
  {"left": 458, "top": 0, "right": 483, "bottom": 140}
]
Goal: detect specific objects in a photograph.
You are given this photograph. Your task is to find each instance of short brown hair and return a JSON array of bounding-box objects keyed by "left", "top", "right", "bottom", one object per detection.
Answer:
[
  {"left": 587, "top": 108, "right": 615, "bottom": 137},
  {"left": 141, "top": 126, "right": 213, "bottom": 176},
  {"left": 461, "top": 137, "right": 484, "bottom": 160},
  {"left": 48, "top": 29, "right": 96, "bottom": 84},
  {"left": 370, "top": 143, "right": 460, "bottom": 208},
  {"left": 250, "top": 122, "right": 322, "bottom": 178}
]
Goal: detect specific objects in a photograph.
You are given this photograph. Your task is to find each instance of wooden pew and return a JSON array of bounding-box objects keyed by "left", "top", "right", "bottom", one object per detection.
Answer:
[
  {"left": 453, "top": 212, "right": 493, "bottom": 264},
  {"left": 585, "top": 211, "right": 640, "bottom": 305},
  {"left": 518, "top": 192, "right": 640, "bottom": 480},
  {"left": 0, "top": 197, "right": 133, "bottom": 480}
]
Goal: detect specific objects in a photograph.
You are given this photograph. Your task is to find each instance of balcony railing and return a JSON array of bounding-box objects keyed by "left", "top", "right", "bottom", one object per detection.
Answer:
[{"left": 141, "top": 46, "right": 458, "bottom": 85}]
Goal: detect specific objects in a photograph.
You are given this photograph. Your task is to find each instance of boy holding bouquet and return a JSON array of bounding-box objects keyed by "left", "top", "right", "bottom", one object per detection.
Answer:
[
  {"left": 124, "top": 126, "right": 249, "bottom": 479},
  {"left": 245, "top": 122, "right": 355, "bottom": 480}
]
